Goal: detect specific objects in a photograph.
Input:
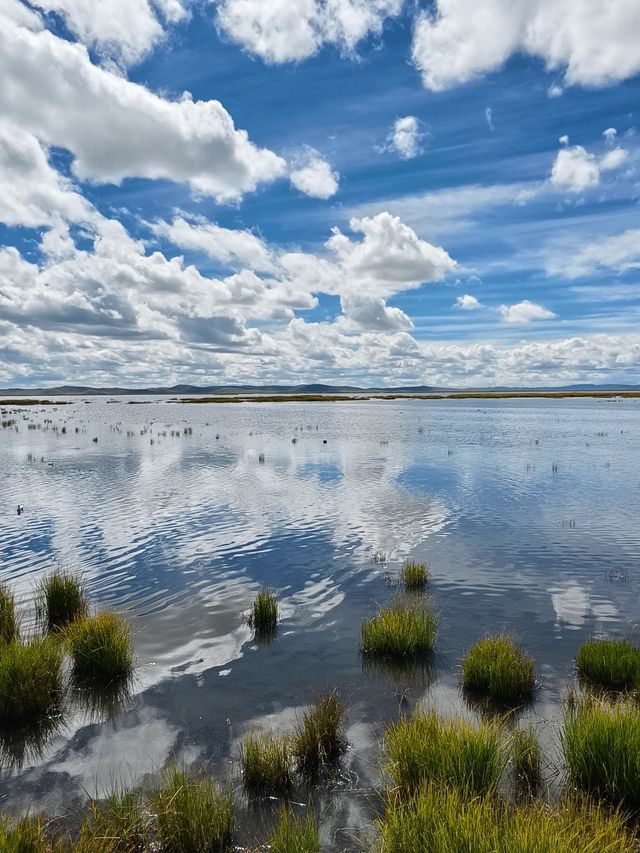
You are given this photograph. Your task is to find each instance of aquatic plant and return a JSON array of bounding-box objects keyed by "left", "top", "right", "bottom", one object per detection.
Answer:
[
  {"left": 74, "top": 790, "right": 147, "bottom": 853},
  {"left": 562, "top": 695, "right": 640, "bottom": 808},
  {"left": 0, "top": 638, "right": 63, "bottom": 727},
  {"left": 462, "top": 634, "right": 535, "bottom": 704},
  {"left": 576, "top": 638, "right": 640, "bottom": 691},
  {"left": 241, "top": 731, "right": 294, "bottom": 796},
  {"left": 66, "top": 612, "right": 133, "bottom": 682},
  {"left": 510, "top": 726, "right": 542, "bottom": 791},
  {"left": 154, "top": 768, "right": 234, "bottom": 853},
  {"left": 37, "top": 570, "right": 88, "bottom": 632},
  {"left": 246, "top": 589, "right": 278, "bottom": 635},
  {"left": 377, "top": 784, "right": 638, "bottom": 853},
  {"left": 361, "top": 598, "right": 436, "bottom": 658},
  {"left": 0, "top": 585, "right": 17, "bottom": 645},
  {"left": 383, "top": 710, "right": 503, "bottom": 796},
  {"left": 268, "top": 808, "right": 320, "bottom": 853},
  {"left": 400, "top": 561, "right": 428, "bottom": 591},
  {"left": 292, "top": 690, "right": 347, "bottom": 778}
]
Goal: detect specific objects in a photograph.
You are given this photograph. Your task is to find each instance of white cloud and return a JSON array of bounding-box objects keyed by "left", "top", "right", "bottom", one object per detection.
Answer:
[
  {"left": 340, "top": 294, "right": 413, "bottom": 331},
  {"left": 548, "top": 228, "right": 640, "bottom": 279},
  {"left": 603, "top": 127, "right": 617, "bottom": 144},
  {"left": 559, "top": 134, "right": 569, "bottom": 145},
  {"left": 388, "top": 116, "right": 422, "bottom": 159},
  {"left": 289, "top": 149, "right": 340, "bottom": 199},
  {"left": 499, "top": 300, "right": 556, "bottom": 324},
  {"left": 411, "top": 0, "right": 640, "bottom": 91},
  {"left": 31, "top": 0, "right": 188, "bottom": 66},
  {"left": 455, "top": 294, "right": 481, "bottom": 310},
  {"left": 484, "top": 106, "right": 494, "bottom": 131},
  {"left": 215, "top": 0, "right": 404, "bottom": 63},
  {"left": 600, "top": 146, "right": 629, "bottom": 171},
  {"left": 0, "top": 3, "right": 286, "bottom": 201},
  {"left": 549, "top": 143, "right": 628, "bottom": 193}
]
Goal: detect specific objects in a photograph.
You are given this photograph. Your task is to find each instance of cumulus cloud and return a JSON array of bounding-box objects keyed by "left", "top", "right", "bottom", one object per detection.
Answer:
[
  {"left": 499, "top": 300, "right": 556, "bottom": 324},
  {"left": 600, "top": 147, "right": 629, "bottom": 171},
  {"left": 0, "top": 3, "right": 286, "bottom": 201},
  {"left": 549, "top": 142, "right": 628, "bottom": 192},
  {"left": 215, "top": 0, "right": 404, "bottom": 63},
  {"left": 411, "top": 0, "right": 640, "bottom": 91},
  {"left": 388, "top": 116, "right": 423, "bottom": 159},
  {"left": 289, "top": 149, "right": 340, "bottom": 198},
  {"left": 455, "top": 294, "right": 481, "bottom": 310},
  {"left": 340, "top": 294, "right": 413, "bottom": 331}
]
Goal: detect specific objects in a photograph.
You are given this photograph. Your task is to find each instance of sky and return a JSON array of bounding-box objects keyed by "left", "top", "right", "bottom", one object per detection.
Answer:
[{"left": 1, "top": 0, "right": 639, "bottom": 388}]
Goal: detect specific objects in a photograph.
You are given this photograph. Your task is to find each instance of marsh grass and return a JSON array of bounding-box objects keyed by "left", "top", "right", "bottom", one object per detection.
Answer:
[
  {"left": 0, "top": 585, "right": 17, "bottom": 645},
  {"left": 292, "top": 691, "right": 347, "bottom": 779},
  {"left": 462, "top": 635, "right": 535, "bottom": 704},
  {"left": 268, "top": 808, "right": 320, "bottom": 853},
  {"left": 37, "top": 570, "right": 88, "bottom": 632},
  {"left": 0, "top": 815, "right": 54, "bottom": 853},
  {"left": 576, "top": 639, "right": 640, "bottom": 691},
  {"left": 0, "top": 638, "right": 63, "bottom": 728},
  {"left": 154, "top": 768, "right": 233, "bottom": 853},
  {"left": 562, "top": 696, "right": 640, "bottom": 808},
  {"left": 510, "top": 726, "right": 542, "bottom": 792},
  {"left": 241, "top": 732, "right": 294, "bottom": 796},
  {"left": 361, "top": 598, "right": 437, "bottom": 658},
  {"left": 383, "top": 710, "right": 503, "bottom": 796},
  {"left": 377, "top": 785, "right": 638, "bottom": 853},
  {"left": 246, "top": 589, "right": 278, "bottom": 637},
  {"left": 75, "top": 791, "right": 147, "bottom": 853},
  {"left": 400, "top": 562, "right": 428, "bottom": 591},
  {"left": 65, "top": 612, "right": 133, "bottom": 683}
]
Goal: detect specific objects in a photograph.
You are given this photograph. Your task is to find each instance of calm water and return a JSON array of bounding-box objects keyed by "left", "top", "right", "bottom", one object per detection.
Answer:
[{"left": 1, "top": 396, "right": 639, "bottom": 847}]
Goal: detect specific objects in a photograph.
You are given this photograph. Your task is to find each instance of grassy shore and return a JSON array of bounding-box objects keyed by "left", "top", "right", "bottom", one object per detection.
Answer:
[{"left": 173, "top": 390, "right": 640, "bottom": 403}]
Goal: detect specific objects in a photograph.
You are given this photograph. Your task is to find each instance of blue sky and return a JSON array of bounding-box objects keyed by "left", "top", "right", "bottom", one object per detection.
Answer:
[{"left": 0, "top": 0, "right": 639, "bottom": 387}]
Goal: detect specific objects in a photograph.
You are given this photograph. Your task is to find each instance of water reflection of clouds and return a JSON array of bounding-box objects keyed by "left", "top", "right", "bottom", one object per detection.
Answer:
[{"left": 550, "top": 581, "right": 619, "bottom": 630}]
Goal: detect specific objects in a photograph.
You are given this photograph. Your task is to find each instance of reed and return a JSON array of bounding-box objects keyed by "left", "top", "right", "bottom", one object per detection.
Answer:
[
  {"left": 241, "top": 732, "right": 294, "bottom": 796},
  {"left": 383, "top": 710, "right": 503, "bottom": 796},
  {"left": 0, "top": 585, "right": 17, "bottom": 645},
  {"left": 66, "top": 612, "right": 133, "bottom": 682},
  {"left": 576, "top": 639, "right": 640, "bottom": 691},
  {"left": 462, "top": 635, "right": 535, "bottom": 704},
  {"left": 0, "top": 638, "right": 63, "bottom": 727},
  {"left": 292, "top": 691, "right": 347, "bottom": 778},
  {"left": 361, "top": 598, "right": 437, "bottom": 658},
  {"left": 37, "top": 570, "right": 88, "bottom": 632},
  {"left": 268, "top": 808, "right": 320, "bottom": 853},
  {"left": 400, "top": 561, "right": 428, "bottom": 591},
  {"left": 247, "top": 589, "right": 278, "bottom": 635}
]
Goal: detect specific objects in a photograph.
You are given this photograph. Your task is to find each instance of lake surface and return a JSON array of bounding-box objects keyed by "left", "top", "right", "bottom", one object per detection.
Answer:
[{"left": 1, "top": 396, "right": 639, "bottom": 847}]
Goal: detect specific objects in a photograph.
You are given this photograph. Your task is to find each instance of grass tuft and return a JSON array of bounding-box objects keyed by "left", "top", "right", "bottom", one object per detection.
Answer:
[
  {"left": 462, "top": 634, "right": 535, "bottom": 704},
  {"left": 65, "top": 612, "right": 133, "bottom": 683},
  {"left": 268, "top": 808, "right": 320, "bottom": 853},
  {"left": 562, "top": 695, "right": 640, "bottom": 808},
  {"left": 383, "top": 710, "right": 503, "bottom": 796},
  {"left": 377, "top": 785, "right": 638, "bottom": 853},
  {"left": 0, "top": 815, "right": 53, "bottom": 853},
  {"left": 361, "top": 598, "right": 436, "bottom": 658},
  {"left": 0, "top": 585, "right": 17, "bottom": 645},
  {"left": 241, "top": 731, "right": 294, "bottom": 796},
  {"left": 576, "top": 638, "right": 640, "bottom": 691},
  {"left": 74, "top": 790, "right": 147, "bottom": 853},
  {"left": 37, "top": 570, "right": 88, "bottom": 632},
  {"left": 0, "top": 638, "right": 63, "bottom": 728},
  {"left": 246, "top": 589, "right": 278, "bottom": 635},
  {"left": 400, "top": 561, "right": 428, "bottom": 591},
  {"left": 154, "top": 768, "right": 233, "bottom": 853},
  {"left": 292, "top": 691, "right": 347, "bottom": 779},
  {"left": 510, "top": 726, "right": 542, "bottom": 791}
]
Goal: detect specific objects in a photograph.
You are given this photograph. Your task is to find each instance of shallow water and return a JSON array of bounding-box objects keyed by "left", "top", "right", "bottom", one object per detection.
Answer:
[{"left": 1, "top": 396, "right": 639, "bottom": 847}]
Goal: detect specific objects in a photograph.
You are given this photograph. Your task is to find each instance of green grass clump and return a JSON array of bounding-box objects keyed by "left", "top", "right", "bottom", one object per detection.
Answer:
[
  {"left": 510, "top": 726, "right": 542, "bottom": 791},
  {"left": 247, "top": 589, "right": 278, "bottom": 634},
  {"left": 400, "top": 561, "right": 428, "bottom": 591},
  {"left": 292, "top": 691, "right": 347, "bottom": 778},
  {"left": 154, "top": 768, "right": 233, "bottom": 853},
  {"left": 462, "top": 634, "right": 535, "bottom": 703},
  {"left": 37, "top": 570, "right": 88, "bottom": 632},
  {"left": 0, "top": 815, "right": 54, "bottom": 853},
  {"left": 384, "top": 710, "right": 503, "bottom": 796},
  {"left": 377, "top": 785, "right": 637, "bottom": 853},
  {"left": 0, "top": 585, "right": 17, "bottom": 645},
  {"left": 0, "top": 638, "right": 63, "bottom": 727},
  {"left": 562, "top": 696, "right": 640, "bottom": 808},
  {"left": 576, "top": 638, "right": 640, "bottom": 691},
  {"left": 241, "top": 731, "right": 294, "bottom": 795},
  {"left": 66, "top": 612, "right": 133, "bottom": 682},
  {"left": 74, "top": 791, "right": 146, "bottom": 853},
  {"left": 268, "top": 808, "right": 320, "bottom": 853},
  {"left": 361, "top": 599, "right": 437, "bottom": 658}
]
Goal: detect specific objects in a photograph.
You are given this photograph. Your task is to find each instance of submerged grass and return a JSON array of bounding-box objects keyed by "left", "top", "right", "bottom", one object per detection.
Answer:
[
  {"left": 37, "top": 570, "right": 88, "bottom": 632},
  {"left": 400, "top": 562, "right": 428, "bottom": 591},
  {"left": 562, "top": 695, "right": 640, "bottom": 808},
  {"left": 154, "top": 768, "right": 233, "bottom": 853},
  {"left": 292, "top": 691, "right": 347, "bottom": 778},
  {"left": 383, "top": 710, "right": 503, "bottom": 796},
  {"left": 246, "top": 589, "right": 278, "bottom": 635},
  {"left": 268, "top": 808, "right": 320, "bottom": 853},
  {"left": 0, "top": 585, "right": 17, "bottom": 645},
  {"left": 361, "top": 598, "right": 437, "bottom": 658},
  {"left": 510, "top": 726, "right": 542, "bottom": 791},
  {"left": 462, "top": 634, "right": 535, "bottom": 704},
  {"left": 377, "top": 785, "right": 638, "bottom": 853},
  {"left": 241, "top": 731, "right": 294, "bottom": 796},
  {"left": 576, "top": 638, "right": 640, "bottom": 691},
  {"left": 0, "top": 638, "right": 63, "bottom": 727},
  {"left": 66, "top": 612, "right": 133, "bottom": 682}
]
